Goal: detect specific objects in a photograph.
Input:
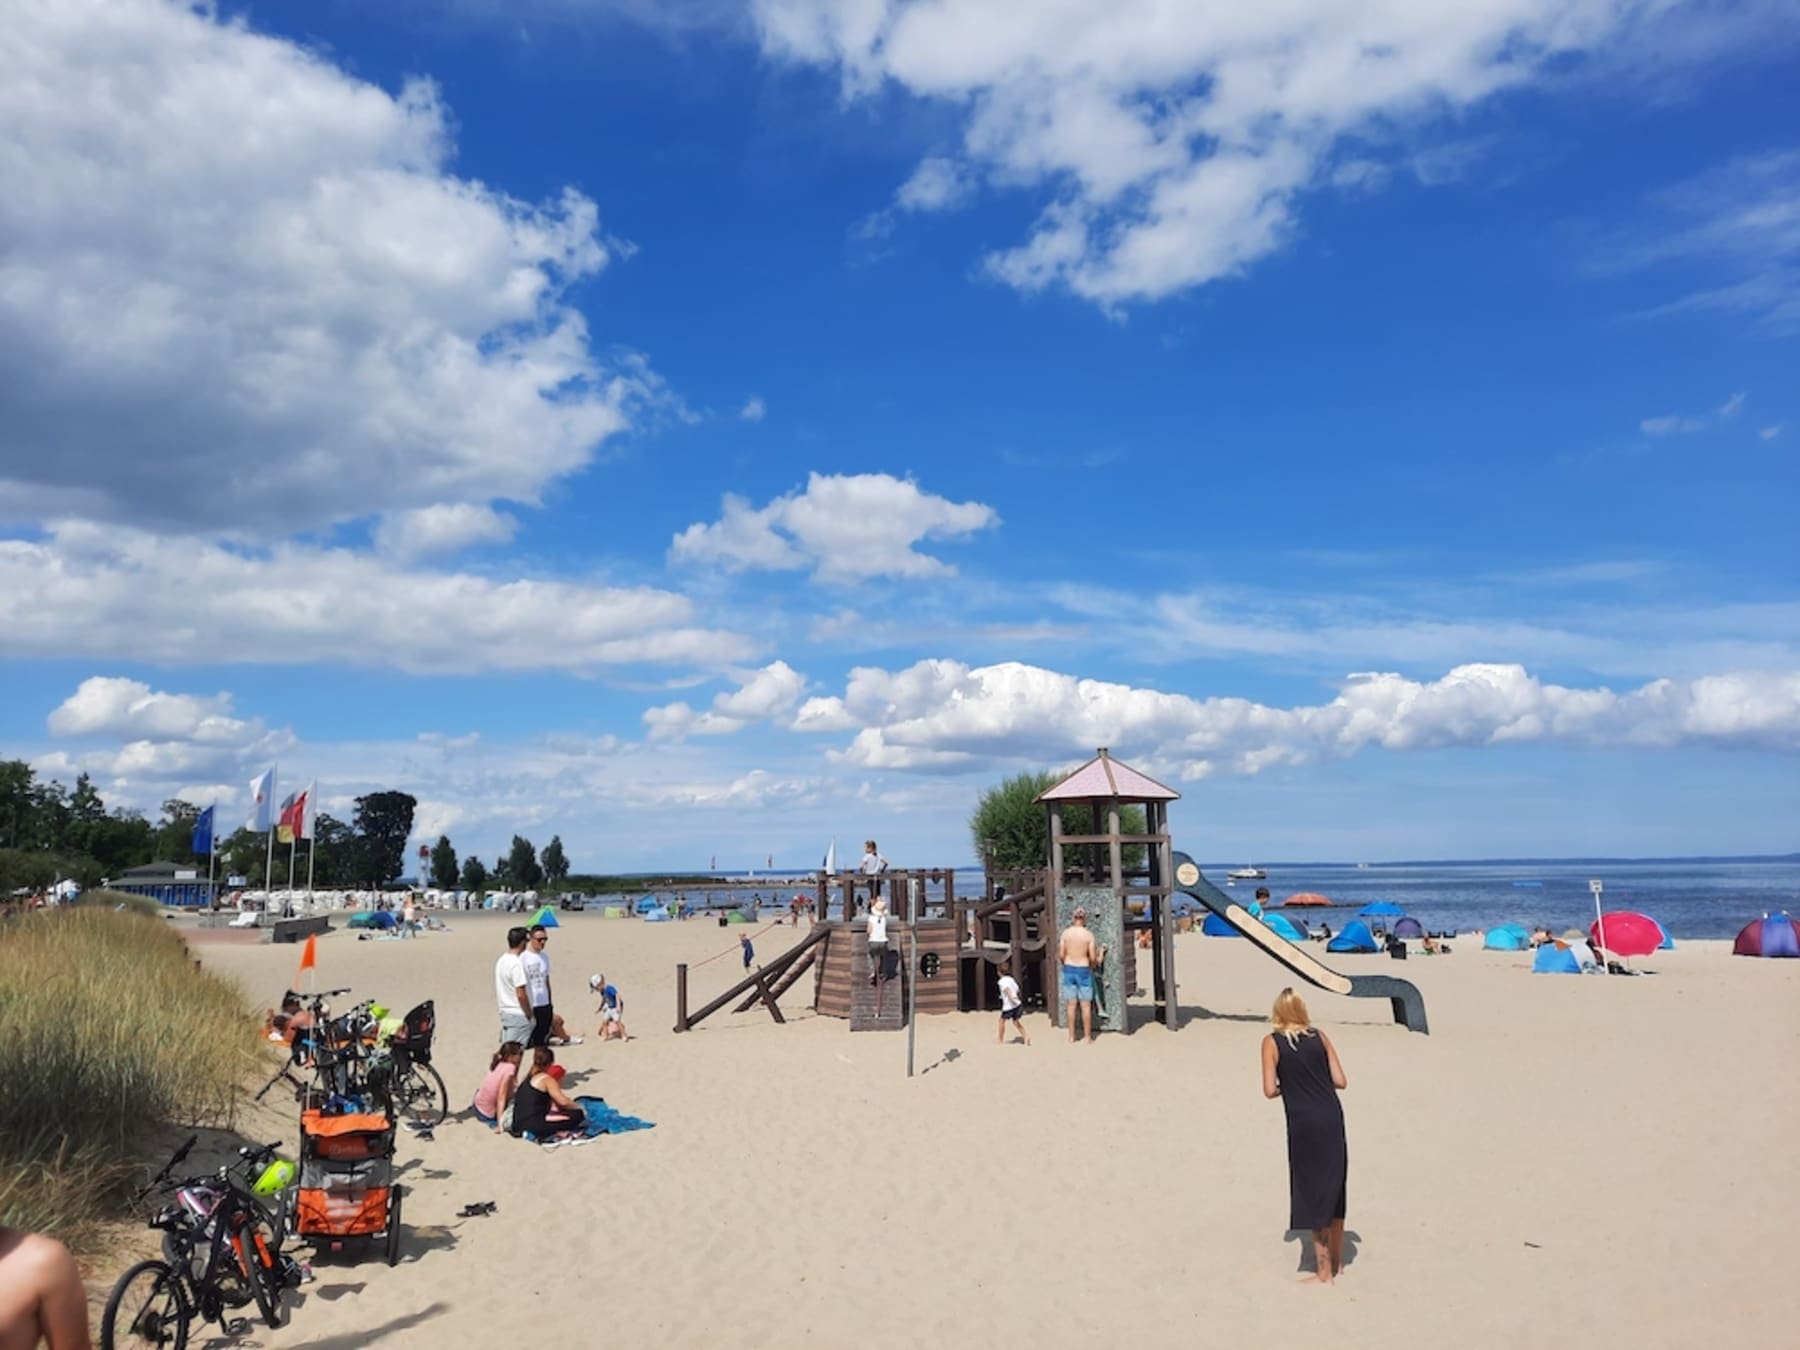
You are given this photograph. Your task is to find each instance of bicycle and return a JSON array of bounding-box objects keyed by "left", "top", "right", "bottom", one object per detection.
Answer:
[
  {"left": 369, "top": 999, "right": 446, "bottom": 1132},
  {"left": 102, "top": 1135, "right": 305, "bottom": 1348}
]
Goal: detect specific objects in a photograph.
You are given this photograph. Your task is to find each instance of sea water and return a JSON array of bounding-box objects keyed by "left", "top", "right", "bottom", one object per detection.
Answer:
[{"left": 584, "top": 858, "right": 1797, "bottom": 941}]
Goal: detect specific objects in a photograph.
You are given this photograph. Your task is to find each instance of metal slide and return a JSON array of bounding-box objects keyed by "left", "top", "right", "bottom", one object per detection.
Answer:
[{"left": 1172, "top": 851, "right": 1429, "bottom": 1034}]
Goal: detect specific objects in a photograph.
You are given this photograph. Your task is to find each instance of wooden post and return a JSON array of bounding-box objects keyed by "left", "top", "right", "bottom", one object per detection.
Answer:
[
  {"left": 943, "top": 867, "right": 955, "bottom": 918},
  {"left": 675, "top": 962, "right": 689, "bottom": 1033},
  {"left": 1048, "top": 808, "right": 1064, "bottom": 1029}
]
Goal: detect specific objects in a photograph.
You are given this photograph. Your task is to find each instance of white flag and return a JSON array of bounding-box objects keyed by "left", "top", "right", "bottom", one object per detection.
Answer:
[
  {"left": 299, "top": 780, "right": 317, "bottom": 840},
  {"left": 246, "top": 767, "right": 275, "bottom": 833}
]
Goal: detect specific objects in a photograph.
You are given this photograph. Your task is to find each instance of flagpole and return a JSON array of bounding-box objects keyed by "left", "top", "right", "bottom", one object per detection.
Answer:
[
  {"left": 262, "top": 768, "right": 276, "bottom": 897},
  {"left": 207, "top": 831, "right": 216, "bottom": 911}
]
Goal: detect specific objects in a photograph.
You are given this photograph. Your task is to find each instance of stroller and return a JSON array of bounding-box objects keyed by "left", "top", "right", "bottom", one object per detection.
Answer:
[{"left": 292, "top": 1108, "right": 403, "bottom": 1266}]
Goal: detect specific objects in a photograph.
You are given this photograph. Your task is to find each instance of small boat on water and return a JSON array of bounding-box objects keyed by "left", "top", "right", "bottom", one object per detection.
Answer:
[{"left": 1227, "top": 866, "right": 1267, "bottom": 881}]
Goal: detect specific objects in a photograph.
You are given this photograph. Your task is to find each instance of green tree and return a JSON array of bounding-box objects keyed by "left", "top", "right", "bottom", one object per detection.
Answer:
[
  {"left": 351, "top": 791, "right": 416, "bottom": 885},
  {"left": 152, "top": 798, "right": 203, "bottom": 864},
  {"left": 307, "top": 813, "right": 355, "bottom": 887},
  {"left": 460, "top": 854, "right": 488, "bottom": 894},
  {"left": 0, "top": 761, "right": 34, "bottom": 849},
  {"left": 64, "top": 774, "right": 108, "bottom": 856},
  {"left": 969, "top": 768, "right": 1147, "bottom": 872},
  {"left": 429, "top": 834, "right": 459, "bottom": 889},
  {"left": 505, "top": 835, "right": 542, "bottom": 890},
  {"left": 540, "top": 835, "right": 569, "bottom": 886}
]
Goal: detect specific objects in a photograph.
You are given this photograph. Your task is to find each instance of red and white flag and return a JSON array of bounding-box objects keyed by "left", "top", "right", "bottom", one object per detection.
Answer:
[{"left": 246, "top": 768, "right": 275, "bottom": 833}]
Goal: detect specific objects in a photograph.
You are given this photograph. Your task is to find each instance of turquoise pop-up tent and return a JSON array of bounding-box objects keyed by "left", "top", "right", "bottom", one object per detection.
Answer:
[
  {"left": 1326, "top": 920, "right": 1378, "bottom": 954},
  {"left": 1264, "top": 913, "right": 1308, "bottom": 942},
  {"left": 1484, "top": 924, "right": 1530, "bottom": 951},
  {"left": 528, "top": 906, "right": 561, "bottom": 928},
  {"left": 1532, "top": 944, "right": 1581, "bottom": 974}
]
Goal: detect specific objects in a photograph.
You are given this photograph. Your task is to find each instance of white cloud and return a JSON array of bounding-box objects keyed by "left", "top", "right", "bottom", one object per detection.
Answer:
[
  {"left": 1641, "top": 414, "right": 1706, "bottom": 437},
  {"left": 1761, "top": 425, "right": 1783, "bottom": 440},
  {"left": 645, "top": 660, "right": 808, "bottom": 739},
  {"left": 0, "top": 522, "right": 755, "bottom": 674},
  {"left": 804, "top": 658, "right": 1800, "bottom": 776},
  {"left": 0, "top": 0, "right": 648, "bottom": 534},
  {"left": 1719, "top": 391, "right": 1747, "bottom": 418},
  {"left": 1606, "top": 150, "right": 1800, "bottom": 335},
  {"left": 752, "top": 0, "right": 1711, "bottom": 306},
  {"left": 895, "top": 156, "right": 971, "bottom": 212},
  {"left": 671, "top": 472, "right": 998, "bottom": 581},
  {"left": 738, "top": 395, "right": 768, "bottom": 422},
  {"left": 41, "top": 676, "right": 292, "bottom": 794},
  {"left": 375, "top": 504, "right": 518, "bottom": 560}
]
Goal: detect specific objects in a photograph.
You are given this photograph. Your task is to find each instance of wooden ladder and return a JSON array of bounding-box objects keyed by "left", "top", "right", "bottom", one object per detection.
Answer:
[{"left": 848, "top": 928, "right": 906, "bottom": 1032}]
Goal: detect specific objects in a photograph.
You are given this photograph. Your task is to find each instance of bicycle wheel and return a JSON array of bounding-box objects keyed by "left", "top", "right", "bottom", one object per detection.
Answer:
[
  {"left": 102, "top": 1260, "right": 189, "bottom": 1350},
  {"left": 395, "top": 1061, "right": 448, "bottom": 1129},
  {"left": 385, "top": 1183, "right": 404, "bottom": 1266},
  {"left": 232, "top": 1226, "right": 283, "bottom": 1330}
]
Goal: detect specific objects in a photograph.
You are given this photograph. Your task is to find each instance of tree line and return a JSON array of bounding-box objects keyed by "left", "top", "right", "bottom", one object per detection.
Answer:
[{"left": 0, "top": 759, "right": 558, "bottom": 893}]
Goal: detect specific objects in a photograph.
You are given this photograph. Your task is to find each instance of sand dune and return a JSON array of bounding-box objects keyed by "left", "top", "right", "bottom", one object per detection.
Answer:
[{"left": 180, "top": 912, "right": 1798, "bottom": 1350}]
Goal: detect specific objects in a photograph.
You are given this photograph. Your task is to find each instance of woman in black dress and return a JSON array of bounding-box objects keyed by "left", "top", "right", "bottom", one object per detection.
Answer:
[{"left": 1260, "top": 988, "right": 1348, "bottom": 1283}]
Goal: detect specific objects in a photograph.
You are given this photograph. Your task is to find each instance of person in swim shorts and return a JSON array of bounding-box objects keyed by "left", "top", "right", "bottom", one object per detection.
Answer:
[{"left": 1059, "top": 907, "right": 1105, "bottom": 1043}]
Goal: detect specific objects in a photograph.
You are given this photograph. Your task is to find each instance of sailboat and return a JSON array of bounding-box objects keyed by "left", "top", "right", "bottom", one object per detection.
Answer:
[{"left": 823, "top": 838, "right": 837, "bottom": 873}]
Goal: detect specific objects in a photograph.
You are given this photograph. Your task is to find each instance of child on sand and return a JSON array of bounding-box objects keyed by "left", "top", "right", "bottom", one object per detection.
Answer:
[
  {"left": 997, "top": 964, "right": 1030, "bottom": 1046},
  {"left": 740, "top": 933, "right": 755, "bottom": 970},
  {"left": 591, "top": 974, "right": 629, "bottom": 1041}
]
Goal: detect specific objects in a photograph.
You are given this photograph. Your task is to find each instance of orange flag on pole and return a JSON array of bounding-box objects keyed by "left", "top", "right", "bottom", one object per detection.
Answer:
[{"left": 297, "top": 933, "right": 317, "bottom": 981}]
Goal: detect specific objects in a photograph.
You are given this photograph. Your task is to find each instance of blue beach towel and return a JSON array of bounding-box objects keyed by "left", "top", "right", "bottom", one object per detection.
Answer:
[{"left": 574, "top": 1095, "right": 655, "bottom": 1137}]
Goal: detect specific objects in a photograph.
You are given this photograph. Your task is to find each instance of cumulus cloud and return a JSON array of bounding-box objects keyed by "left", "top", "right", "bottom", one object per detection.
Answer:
[
  {"left": 752, "top": 0, "right": 1710, "bottom": 306},
  {"left": 896, "top": 156, "right": 971, "bottom": 212},
  {"left": 0, "top": 0, "right": 648, "bottom": 534},
  {"left": 42, "top": 676, "right": 292, "bottom": 793},
  {"left": 739, "top": 395, "right": 768, "bottom": 422},
  {"left": 645, "top": 660, "right": 808, "bottom": 739},
  {"left": 0, "top": 522, "right": 755, "bottom": 674},
  {"left": 671, "top": 473, "right": 997, "bottom": 581},
  {"left": 375, "top": 504, "right": 519, "bottom": 560},
  {"left": 798, "top": 659, "right": 1800, "bottom": 776}
]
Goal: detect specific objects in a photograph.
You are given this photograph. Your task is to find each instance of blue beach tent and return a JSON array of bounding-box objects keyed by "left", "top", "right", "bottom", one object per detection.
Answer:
[
  {"left": 348, "top": 909, "right": 396, "bottom": 930},
  {"left": 528, "top": 906, "right": 561, "bottom": 928},
  {"left": 1358, "top": 901, "right": 1405, "bottom": 918},
  {"left": 1264, "top": 913, "right": 1307, "bottom": 943},
  {"left": 1483, "top": 924, "right": 1531, "bottom": 951},
  {"left": 1532, "top": 944, "right": 1581, "bottom": 974},
  {"left": 1326, "top": 920, "right": 1379, "bottom": 954},
  {"left": 1650, "top": 918, "right": 1675, "bottom": 950},
  {"left": 634, "top": 895, "right": 661, "bottom": 914},
  {"left": 1201, "top": 913, "right": 1242, "bottom": 937},
  {"left": 1392, "top": 917, "right": 1425, "bottom": 940},
  {"left": 641, "top": 906, "right": 672, "bottom": 923}
]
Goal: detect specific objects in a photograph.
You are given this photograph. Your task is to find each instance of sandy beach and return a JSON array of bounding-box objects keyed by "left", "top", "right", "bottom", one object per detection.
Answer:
[{"left": 181, "top": 912, "right": 1798, "bottom": 1350}]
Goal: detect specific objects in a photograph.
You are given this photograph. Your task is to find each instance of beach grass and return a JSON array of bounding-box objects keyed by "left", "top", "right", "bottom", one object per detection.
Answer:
[{"left": 0, "top": 905, "right": 261, "bottom": 1248}]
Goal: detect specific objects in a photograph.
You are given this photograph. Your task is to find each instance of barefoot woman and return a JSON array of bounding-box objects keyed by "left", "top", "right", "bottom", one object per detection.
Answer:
[{"left": 1260, "top": 988, "right": 1348, "bottom": 1283}]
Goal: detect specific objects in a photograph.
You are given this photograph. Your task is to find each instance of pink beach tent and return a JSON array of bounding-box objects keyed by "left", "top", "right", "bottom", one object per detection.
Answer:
[{"left": 1732, "top": 913, "right": 1800, "bottom": 958}]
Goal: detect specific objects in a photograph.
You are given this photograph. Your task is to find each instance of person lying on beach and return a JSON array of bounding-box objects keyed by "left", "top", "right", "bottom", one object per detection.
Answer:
[
  {"left": 473, "top": 1042, "right": 523, "bottom": 1131},
  {"left": 0, "top": 1226, "right": 91, "bottom": 1350},
  {"left": 512, "top": 1047, "right": 586, "bottom": 1140},
  {"left": 262, "top": 994, "right": 313, "bottom": 1047}
]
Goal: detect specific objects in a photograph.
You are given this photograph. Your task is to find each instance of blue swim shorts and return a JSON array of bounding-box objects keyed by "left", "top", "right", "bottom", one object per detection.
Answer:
[{"left": 1060, "top": 964, "right": 1094, "bottom": 1002}]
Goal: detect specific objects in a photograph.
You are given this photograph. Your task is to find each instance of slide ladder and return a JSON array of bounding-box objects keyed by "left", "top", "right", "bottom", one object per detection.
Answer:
[{"left": 1172, "top": 851, "right": 1429, "bottom": 1034}]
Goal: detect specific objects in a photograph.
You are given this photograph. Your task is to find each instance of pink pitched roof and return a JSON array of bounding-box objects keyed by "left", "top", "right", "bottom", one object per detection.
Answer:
[{"left": 1036, "top": 749, "right": 1180, "bottom": 802}]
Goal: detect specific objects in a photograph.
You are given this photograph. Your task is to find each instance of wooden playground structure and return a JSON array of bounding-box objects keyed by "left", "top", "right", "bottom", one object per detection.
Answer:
[
  {"left": 675, "top": 748, "right": 1189, "bottom": 1035},
  {"left": 674, "top": 747, "right": 1427, "bottom": 1035}
]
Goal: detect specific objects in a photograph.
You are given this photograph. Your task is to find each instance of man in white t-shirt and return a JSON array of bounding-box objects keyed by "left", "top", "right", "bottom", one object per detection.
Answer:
[
  {"left": 522, "top": 924, "right": 581, "bottom": 1047},
  {"left": 495, "top": 927, "right": 533, "bottom": 1047},
  {"left": 996, "top": 961, "right": 1030, "bottom": 1046}
]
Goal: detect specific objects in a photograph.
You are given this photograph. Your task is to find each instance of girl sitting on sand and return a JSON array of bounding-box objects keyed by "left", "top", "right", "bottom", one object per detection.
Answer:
[
  {"left": 472, "top": 1041, "right": 522, "bottom": 1131},
  {"left": 511, "top": 1046, "right": 586, "bottom": 1140}
]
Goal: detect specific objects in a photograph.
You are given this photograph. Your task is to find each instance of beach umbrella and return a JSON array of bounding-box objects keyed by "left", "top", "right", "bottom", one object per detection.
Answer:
[
  {"left": 1733, "top": 914, "right": 1800, "bottom": 958},
  {"left": 1358, "top": 900, "right": 1405, "bottom": 918},
  {"left": 1589, "top": 912, "right": 1662, "bottom": 958},
  {"left": 1392, "top": 916, "right": 1425, "bottom": 940},
  {"left": 1283, "top": 892, "right": 1332, "bottom": 907}
]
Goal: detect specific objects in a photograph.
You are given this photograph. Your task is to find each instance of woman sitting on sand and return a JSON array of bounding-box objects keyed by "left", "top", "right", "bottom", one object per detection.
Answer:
[
  {"left": 511, "top": 1046, "right": 586, "bottom": 1140},
  {"left": 472, "top": 1041, "right": 522, "bottom": 1131},
  {"left": 1260, "top": 988, "right": 1349, "bottom": 1285}
]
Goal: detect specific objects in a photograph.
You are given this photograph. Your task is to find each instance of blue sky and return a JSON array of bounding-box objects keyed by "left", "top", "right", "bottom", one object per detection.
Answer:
[{"left": 1, "top": 0, "right": 1796, "bottom": 873}]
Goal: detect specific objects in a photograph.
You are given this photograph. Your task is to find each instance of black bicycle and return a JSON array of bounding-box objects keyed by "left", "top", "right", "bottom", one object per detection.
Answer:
[{"left": 101, "top": 1136, "right": 304, "bottom": 1348}]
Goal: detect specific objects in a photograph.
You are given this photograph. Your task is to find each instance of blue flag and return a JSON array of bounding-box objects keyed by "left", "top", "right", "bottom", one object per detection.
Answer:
[{"left": 192, "top": 805, "right": 215, "bottom": 857}]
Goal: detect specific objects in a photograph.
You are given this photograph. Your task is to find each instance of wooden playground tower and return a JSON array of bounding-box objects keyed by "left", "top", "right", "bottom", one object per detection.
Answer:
[{"left": 673, "top": 748, "right": 1185, "bottom": 1034}]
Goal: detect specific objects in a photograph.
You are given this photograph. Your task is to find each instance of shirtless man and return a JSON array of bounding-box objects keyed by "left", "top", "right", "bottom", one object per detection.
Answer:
[
  {"left": 0, "top": 1227, "right": 91, "bottom": 1350},
  {"left": 1058, "top": 907, "right": 1105, "bottom": 1043}
]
